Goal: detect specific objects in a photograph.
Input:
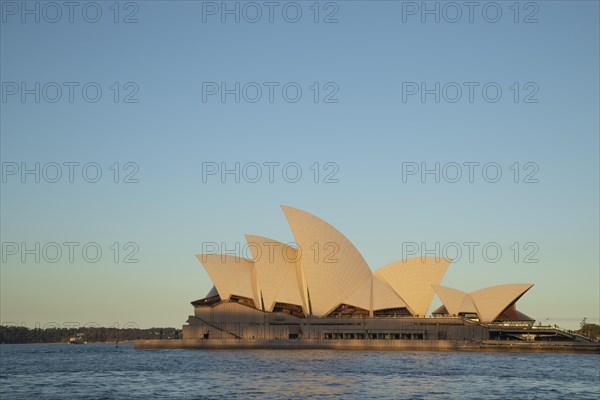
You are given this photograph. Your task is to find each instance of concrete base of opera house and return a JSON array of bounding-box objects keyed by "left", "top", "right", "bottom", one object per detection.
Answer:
[
  {"left": 134, "top": 302, "right": 600, "bottom": 353},
  {"left": 134, "top": 338, "right": 600, "bottom": 353},
  {"left": 134, "top": 338, "right": 480, "bottom": 350}
]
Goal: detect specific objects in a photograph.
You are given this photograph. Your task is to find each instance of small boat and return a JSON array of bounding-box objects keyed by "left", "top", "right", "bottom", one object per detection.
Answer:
[{"left": 68, "top": 333, "right": 86, "bottom": 344}]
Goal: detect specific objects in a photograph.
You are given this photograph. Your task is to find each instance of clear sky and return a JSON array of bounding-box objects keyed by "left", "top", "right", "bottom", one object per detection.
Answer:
[{"left": 1, "top": 0, "right": 598, "bottom": 330}]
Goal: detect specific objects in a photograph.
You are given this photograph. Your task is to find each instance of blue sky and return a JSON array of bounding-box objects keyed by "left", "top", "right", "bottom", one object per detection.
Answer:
[{"left": 1, "top": 0, "right": 598, "bottom": 329}]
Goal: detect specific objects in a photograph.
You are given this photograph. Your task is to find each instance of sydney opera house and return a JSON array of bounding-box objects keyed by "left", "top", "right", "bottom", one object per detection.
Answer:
[{"left": 137, "top": 206, "right": 595, "bottom": 350}]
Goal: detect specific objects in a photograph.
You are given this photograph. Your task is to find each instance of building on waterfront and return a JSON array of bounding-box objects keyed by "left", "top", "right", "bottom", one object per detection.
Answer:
[{"left": 176, "top": 206, "right": 547, "bottom": 346}]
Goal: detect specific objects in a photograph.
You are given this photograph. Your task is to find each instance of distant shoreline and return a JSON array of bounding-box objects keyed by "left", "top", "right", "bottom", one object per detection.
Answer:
[
  {"left": 1, "top": 341, "right": 137, "bottom": 345},
  {"left": 0, "top": 326, "right": 180, "bottom": 344}
]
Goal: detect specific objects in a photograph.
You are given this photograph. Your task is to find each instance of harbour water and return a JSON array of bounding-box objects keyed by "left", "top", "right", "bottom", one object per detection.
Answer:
[{"left": 1, "top": 343, "right": 599, "bottom": 399}]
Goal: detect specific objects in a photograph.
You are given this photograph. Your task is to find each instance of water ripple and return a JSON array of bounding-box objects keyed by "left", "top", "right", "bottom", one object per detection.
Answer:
[{"left": 1, "top": 344, "right": 599, "bottom": 399}]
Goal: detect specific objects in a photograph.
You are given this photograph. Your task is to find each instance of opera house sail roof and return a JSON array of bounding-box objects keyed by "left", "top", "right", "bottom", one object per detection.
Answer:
[
  {"left": 194, "top": 206, "right": 534, "bottom": 324},
  {"left": 432, "top": 284, "right": 535, "bottom": 323}
]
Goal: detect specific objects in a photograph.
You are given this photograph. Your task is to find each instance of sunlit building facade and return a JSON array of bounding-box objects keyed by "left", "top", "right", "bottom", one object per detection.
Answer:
[{"left": 176, "top": 206, "right": 542, "bottom": 347}]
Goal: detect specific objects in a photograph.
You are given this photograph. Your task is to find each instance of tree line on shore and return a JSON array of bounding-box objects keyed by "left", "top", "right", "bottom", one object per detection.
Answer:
[
  {"left": 579, "top": 322, "right": 600, "bottom": 340},
  {"left": 0, "top": 325, "right": 181, "bottom": 344}
]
